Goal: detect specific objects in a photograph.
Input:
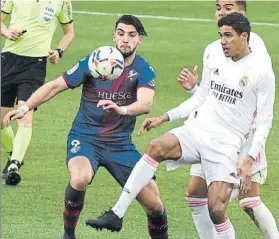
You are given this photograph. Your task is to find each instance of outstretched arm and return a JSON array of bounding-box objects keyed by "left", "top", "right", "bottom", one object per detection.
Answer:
[
  {"left": 137, "top": 74, "right": 210, "bottom": 136},
  {"left": 166, "top": 67, "right": 210, "bottom": 122}
]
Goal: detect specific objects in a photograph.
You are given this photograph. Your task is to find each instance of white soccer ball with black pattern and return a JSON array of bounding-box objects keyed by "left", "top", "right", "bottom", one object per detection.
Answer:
[{"left": 88, "top": 46, "right": 124, "bottom": 81}]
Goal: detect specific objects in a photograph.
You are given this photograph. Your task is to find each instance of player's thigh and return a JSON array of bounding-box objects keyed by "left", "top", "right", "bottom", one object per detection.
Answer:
[
  {"left": 68, "top": 156, "right": 94, "bottom": 188},
  {"left": 237, "top": 170, "right": 264, "bottom": 200},
  {"left": 67, "top": 135, "right": 99, "bottom": 185},
  {"left": 186, "top": 165, "right": 208, "bottom": 198},
  {"left": 201, "top": 150, "right": 236, "bottom": 209},
  {"left": 238, "top": 181, "right": 260, "bottom": 199},
  {"left": 162, "top": 125, "right": 200, "bottom": 163}
]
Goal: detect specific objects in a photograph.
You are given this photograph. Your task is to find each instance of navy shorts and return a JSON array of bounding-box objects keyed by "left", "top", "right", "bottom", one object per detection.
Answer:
[{"left": 66, "top": 134, "right": 152, "bottom": 187}]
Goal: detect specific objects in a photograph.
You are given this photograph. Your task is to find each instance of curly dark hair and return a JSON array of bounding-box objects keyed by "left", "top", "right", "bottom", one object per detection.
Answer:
[
  {"left": 218, "top": 12, "right": 250, "bottom": 41},
  {"left": 115, "top": 15, "right": 148, "bottom": 36}
]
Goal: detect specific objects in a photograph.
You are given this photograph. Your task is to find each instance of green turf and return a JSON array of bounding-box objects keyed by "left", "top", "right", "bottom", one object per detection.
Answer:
[{"left": 1, "top": 2, "right": 279, "bottom": 239}]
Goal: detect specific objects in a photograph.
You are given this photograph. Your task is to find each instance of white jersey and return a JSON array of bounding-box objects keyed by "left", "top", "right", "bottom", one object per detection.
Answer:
[
  {"left": 167, "top": 42, "right": 275, "bottom": 160},
  {"left": 166, "top": 32, "right": 272, "bottom": 174}
]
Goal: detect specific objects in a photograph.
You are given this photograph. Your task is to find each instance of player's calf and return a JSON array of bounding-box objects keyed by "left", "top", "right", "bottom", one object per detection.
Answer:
[
  {"left": 63, "top": 184, "right": 86, "bottom": 238},
  {"left": 147, "top": 208, "right": 168, "bottom": 239},
  {"left": 137, "top": 179, "right": 167, "bottom": 239},
  {"left": 240, "top": 196, "right": 279, "bottom": 238}
]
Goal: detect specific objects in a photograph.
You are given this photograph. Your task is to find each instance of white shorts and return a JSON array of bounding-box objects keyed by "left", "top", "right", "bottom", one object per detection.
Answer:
[
  {"left": 166, "top": 127, "right": 268, "bottom": 185},
  {"left": 169, "top": 124, "right": 239, "bottom": 186},
  {"left": 189, "top": 163, "right": 267, "bottom": 184},
  {"left": 189, "top": 163, "right": 267, "bottom": 202}
]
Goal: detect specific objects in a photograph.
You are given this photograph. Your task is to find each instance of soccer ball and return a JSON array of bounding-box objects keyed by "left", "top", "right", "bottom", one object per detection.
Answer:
[{"left": 88, "top": 46, "right": 124, "bottom": 81}]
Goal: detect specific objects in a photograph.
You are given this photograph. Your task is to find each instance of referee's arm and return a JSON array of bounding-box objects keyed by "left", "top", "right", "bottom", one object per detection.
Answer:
[
  {"left": 1, "top": 13, "right": 9, "bottom": 36},
  {"left": 1, "top": 12, "right": 23, "bottom": 41},
  {"left": 57, "top": 22, "right": 75, "bottom": 53}
]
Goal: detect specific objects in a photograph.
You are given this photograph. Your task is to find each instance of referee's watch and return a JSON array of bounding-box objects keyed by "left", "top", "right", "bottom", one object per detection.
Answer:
[{"left": 56, "top": 48, "right": 64, "bottom": 58}]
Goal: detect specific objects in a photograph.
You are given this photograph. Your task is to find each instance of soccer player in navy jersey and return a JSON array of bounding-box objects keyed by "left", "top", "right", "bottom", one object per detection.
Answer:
[{"left": 5, "top": 15, "right": 168, "bottom": 239}]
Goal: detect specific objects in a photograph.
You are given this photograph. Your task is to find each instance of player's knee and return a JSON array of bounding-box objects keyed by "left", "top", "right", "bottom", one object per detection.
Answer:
[
  {"left": 70, "top": 174, "right": 92, "bottom": 191},
  {"left": 208, "top": 201, "right": 226, "bottom": 224},
  {"left": 148, "top": 138, "right": 167, "bottom": 159},
  {"left": 146, "top": 199, "right": 164, "bottom": 217}
]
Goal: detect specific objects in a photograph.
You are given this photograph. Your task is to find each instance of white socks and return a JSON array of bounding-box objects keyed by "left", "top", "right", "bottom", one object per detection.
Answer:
[
  {"left": 112, "top": 154, "right": 159, "bottom": 218},
  {"left": 186, "top": 197, "right": 217, "bottom": 239},
  {"left": 214, "top": 219, "right": 235, "bottom": 239},
  {"left": 240, "top": 197, "right": 279, "bottom": 239}
]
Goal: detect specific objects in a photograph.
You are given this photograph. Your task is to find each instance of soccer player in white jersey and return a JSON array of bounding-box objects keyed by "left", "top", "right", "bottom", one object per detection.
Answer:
[
  {"left": 166, "top": 1, "right": 279, "bottom": 238},
  {"left": 85, "top": 13, "right": 276, "bottom": 239}
]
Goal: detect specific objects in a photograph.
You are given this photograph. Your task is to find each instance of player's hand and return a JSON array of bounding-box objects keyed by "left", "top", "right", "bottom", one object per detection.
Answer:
[
  {"left": 137, "top": 115, "right": 167, "bottom": 136},
  {"left": 48, "top": 50, "right": 60, "bottom": 64},
  {"left": 3, "top": 107, "right": 29, "bottom": 127},
  {"left": 237, "top": 155, "right": 254, "bottom": 194},
  {"left": 5, "top": 29, "right": 24, "bottom": 41},
  {"left": 177, "top": 65, "right": 198, "bottom": 90},
  {"left": 97, "top": 100, "right": 126, "bottom": 115}
]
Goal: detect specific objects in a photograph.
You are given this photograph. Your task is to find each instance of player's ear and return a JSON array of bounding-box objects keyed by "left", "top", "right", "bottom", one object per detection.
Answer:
[
  {"left": 138, "top": 35, "right": 144, "bottom": 45},
  {"left": 241, "top": 32, "right": 248, "bottom": 42},
  {"left": 113, "top": 33, "right": 116, "bottom": 42}
]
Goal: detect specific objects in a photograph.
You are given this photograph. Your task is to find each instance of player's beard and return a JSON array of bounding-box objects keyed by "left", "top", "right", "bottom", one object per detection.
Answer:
[{"left": 116, "top": 45, "right": 136, "bottom": 59}]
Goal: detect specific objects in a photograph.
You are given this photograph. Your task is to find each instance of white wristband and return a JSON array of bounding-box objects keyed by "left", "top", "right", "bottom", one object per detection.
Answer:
[
  {"left": 120, "top": 106, "right": 128, "bottom": 115},
  {"left": 21, "top": 105, "right": 30, "bottom": 114}
]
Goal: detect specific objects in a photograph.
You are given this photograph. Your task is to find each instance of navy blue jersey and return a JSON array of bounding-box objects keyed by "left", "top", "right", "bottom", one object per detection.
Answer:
[{"left": 63, "top": 54, "right": 155, "bottom": 141}]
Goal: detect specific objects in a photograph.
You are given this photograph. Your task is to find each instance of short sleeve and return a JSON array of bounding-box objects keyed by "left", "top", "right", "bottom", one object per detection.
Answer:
[
  {"left": 58, "top": 0, "right": 73, "bottom": 24},
  {"left": 137, "top": 65, "right": 156, "bottom": 90},
  {"left": 1, "top": 0, "right": 13, "bottom": 14},
  {"left": 62, "top": 56, "right": 89, "bottom": 89}
]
